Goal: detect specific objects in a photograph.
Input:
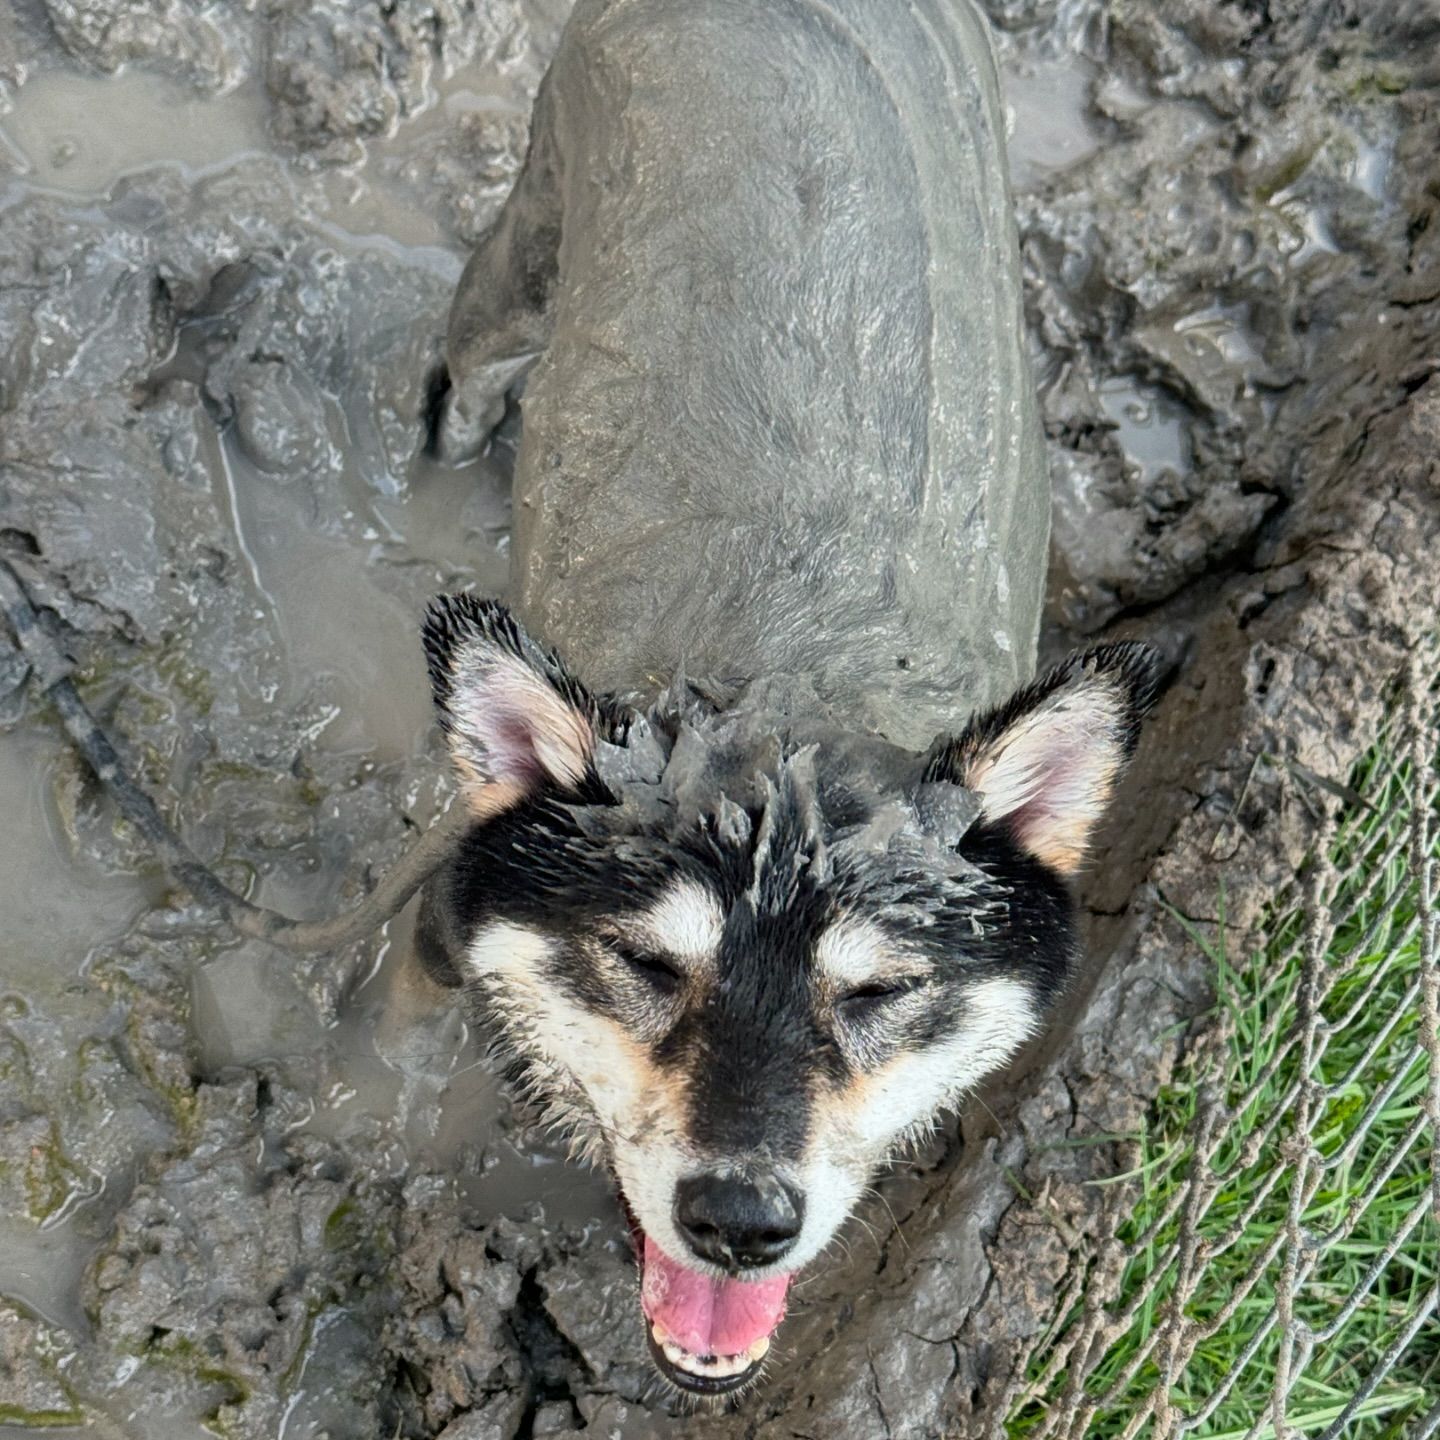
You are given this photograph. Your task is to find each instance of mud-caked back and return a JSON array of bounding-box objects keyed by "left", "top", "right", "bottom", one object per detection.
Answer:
[{"left": 442, "top": 0, "right": 1047, "bottom": 748}]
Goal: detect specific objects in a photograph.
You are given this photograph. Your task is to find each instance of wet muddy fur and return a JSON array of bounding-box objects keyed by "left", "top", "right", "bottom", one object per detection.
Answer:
[{"left": 422, "top": 0, "right": 1159, "bottom": 1397}]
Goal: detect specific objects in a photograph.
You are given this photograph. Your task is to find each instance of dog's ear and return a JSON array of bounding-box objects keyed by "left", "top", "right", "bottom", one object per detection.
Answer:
[
  {"left": 422, "top": 595, "right": 601, "bottom": 817},
  {"left": 926, "top": 642, "right": 1162, "bottom": 876}
]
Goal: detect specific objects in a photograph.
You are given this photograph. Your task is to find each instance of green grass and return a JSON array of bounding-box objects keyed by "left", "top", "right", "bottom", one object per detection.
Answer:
[{"left": 1009, "top": 722, "right": 1439, "bottom": 1439}]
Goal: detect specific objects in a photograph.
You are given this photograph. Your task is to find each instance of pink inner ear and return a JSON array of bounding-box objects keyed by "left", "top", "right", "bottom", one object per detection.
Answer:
[
  {"left": 489, "top": 711, "right": 549, "bottom": 788},
  {"left": 1003, "top": 736, "right": 1094, "bottom": 846},
  {"left": 970, "top": 693, "right": 1122, "bottom": 874},
  {"left": 449, "top": 648, "right": 593, "bottom": 793}
]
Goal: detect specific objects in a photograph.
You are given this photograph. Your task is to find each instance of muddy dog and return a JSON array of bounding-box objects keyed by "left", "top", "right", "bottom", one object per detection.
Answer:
[{"left": 418, "top": 0, "right": 1159, "bottom": 1400}]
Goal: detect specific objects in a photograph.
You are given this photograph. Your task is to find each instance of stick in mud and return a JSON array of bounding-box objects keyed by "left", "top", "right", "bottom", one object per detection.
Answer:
[{"left": 0, "top": 554, "right": 468, "bottom": 954}]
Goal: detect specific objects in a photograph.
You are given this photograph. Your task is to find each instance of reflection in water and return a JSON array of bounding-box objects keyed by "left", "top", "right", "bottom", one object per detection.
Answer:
[{"left": 1098, "top": 376, "right": 1190, "bottom": 478}]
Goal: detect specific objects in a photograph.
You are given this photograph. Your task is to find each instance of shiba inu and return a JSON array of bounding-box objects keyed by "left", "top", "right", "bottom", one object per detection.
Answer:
[{"left": 418, "top": 0, "right": 1160, "bottom": 1400}]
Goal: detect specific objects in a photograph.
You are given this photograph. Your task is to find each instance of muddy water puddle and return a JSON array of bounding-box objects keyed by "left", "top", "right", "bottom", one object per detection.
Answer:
[
  {"left": 1098, "top": 376, "right": 1192, "bottom": 478},
  {"left": 1004, "top": 58, "right": 1102, "bottom": 188},
  {"left": 0, "top": 62, "right": 527, "bottom": 250},
  {"left": 0, "top": 49, "right": 567, "bottom": 1420},
  {"left": 0, "top": 730, "right": 158, "bottom": 1002},
  {"left": 0, "top": 70, "right": 270, "bottom": 193}
]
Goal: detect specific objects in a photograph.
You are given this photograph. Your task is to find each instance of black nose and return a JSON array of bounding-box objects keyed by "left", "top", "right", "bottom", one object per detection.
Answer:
[{"left": 673, "top": 1172, "right": 805, "bottom": 1271}]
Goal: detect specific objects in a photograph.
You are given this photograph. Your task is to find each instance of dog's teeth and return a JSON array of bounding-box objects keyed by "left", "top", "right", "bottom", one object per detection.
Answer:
[
  {"left": 661, "top": 1343, "right": 760, "bottom": 1379},
  {"left": 651, "top": 1321, "right": 770, "bottom": 1381}
]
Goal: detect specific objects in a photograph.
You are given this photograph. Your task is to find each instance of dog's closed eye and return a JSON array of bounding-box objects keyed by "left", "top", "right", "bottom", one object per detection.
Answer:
[
  {"left": 611, "top": 942, "right": 685, "bottom": 993},
  {"left": 835, "top": 975, "right": 927, "bottom": 1019}
]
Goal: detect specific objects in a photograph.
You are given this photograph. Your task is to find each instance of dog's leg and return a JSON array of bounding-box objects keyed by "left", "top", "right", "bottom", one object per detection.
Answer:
[{"left": 433, "top": 75, "right": 565, "bottom": 464}]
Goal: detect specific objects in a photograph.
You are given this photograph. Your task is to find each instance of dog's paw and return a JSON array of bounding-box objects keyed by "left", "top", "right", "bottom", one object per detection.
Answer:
[{"left": 425, "top": 364, "right": 516, "bottom": 466}]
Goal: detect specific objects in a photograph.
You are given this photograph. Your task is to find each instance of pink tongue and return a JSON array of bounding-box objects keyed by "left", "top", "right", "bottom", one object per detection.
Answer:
[{"left": 639, "top": 1235, "right": 791, "bottom": 1357}]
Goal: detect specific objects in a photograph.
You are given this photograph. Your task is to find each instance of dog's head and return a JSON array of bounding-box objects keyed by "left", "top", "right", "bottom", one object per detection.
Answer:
[{"left": 419, "top": 595, "right": 1159, "bottom": 1397}]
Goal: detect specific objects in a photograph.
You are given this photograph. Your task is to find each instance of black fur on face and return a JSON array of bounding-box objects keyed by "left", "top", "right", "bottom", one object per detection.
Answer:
[{"left": 417, "top": 597, "right": 1161, "bottom": 1278}]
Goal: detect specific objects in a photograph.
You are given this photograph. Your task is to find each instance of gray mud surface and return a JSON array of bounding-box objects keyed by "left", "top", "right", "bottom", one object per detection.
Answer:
[{"left": 1, "top": 1, "right": 1438, "bottom": 1436}]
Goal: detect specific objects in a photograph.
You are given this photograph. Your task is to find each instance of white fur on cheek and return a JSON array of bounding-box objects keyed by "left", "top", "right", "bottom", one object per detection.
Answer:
[
  {"left": 463, "top": 921, "right": 636, "bottom": 1120},
  {"left": 463, "top": 919, "right": 552, "bottom": 984},
  {"left": 463, "top": 920, "right": 702, "bottom": 1260},
  {"left": 789, "top": 975, "right": 1041, "bottom": 1270},
  {"left": 847, "top": 975, "right": 1039, "bottom": 1151},
  {"left": 777, "top": 1153, "right": 868, "bottom": 1274},
  {"left": 610, "top": 1136, "right": 704, "bottom": 1269}
]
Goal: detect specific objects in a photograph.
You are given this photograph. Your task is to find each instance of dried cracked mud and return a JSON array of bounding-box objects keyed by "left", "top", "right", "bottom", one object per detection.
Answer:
[{"left": 1, "top": 0, "right": 1437, "bottom": 1436}]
